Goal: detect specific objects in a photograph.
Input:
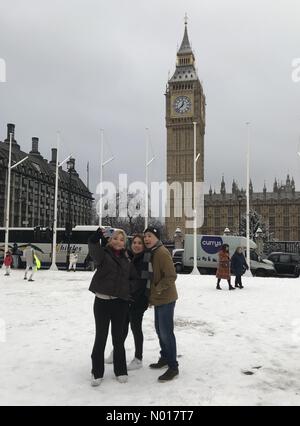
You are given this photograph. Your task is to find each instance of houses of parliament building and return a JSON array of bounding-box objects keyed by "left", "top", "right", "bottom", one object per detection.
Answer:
[
  {"left": 202, "top": 175, "right": 299, "bottom": 241},
  {"left": 165, "top": 19, "right": 298, "bottom": 242}
]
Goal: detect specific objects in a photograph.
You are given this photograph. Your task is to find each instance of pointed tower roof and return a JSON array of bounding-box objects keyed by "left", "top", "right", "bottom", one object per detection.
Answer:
[
  {"left": 169, "top": 15, "right": 198, "bottom": 83},
  {"left": 178, "top": 15, "right": 193, "bottom": 55}
]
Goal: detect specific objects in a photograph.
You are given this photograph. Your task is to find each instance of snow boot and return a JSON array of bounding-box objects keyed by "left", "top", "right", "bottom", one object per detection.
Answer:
[
  {"left": 158, "top": 367, "right": 179, "bottom": 382},
  {"left": 28, "top": 279, "right": 34, "bottom": 282},
  {"left": 116, "top": 375, "right": 128, "bottom": 383},
  {"left": 24, "top": 277, "right": 27, "bottom": 280},
  {"left": 229, "top": 285, "right": 235, "bottom": 290},
  {"left": 127, "top": 357, "right": 143, "bottom": 371},
  {"left": 239, "top": 284, "right": 244, "bottom": 289},
  {"left": 216, "top": 284, "right": 222, "bottom": 290},
  {"left": 105, "top": 350, "right": 114, "bottom": 364},
  {"left": 4, "top": 273, "right": 9, "bottom": 276},
  {"left": 149, "top": 358, "right": 168, "bottom": 369},
  {"left": 91, "top": 374, "right": 103, "bottom": 387}
]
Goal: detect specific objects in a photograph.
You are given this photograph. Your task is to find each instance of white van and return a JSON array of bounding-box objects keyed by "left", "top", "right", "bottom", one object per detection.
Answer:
[{"left": 183, "top": 234, "right": 275, "bottom": 276}]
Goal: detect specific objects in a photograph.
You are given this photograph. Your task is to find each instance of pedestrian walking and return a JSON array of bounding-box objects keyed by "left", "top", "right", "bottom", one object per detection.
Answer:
[
  {"left": 88, "top": 227, "right": 135, "bottom": 386},
  {"left": 4, "top": 251, "right": 13, "bottom": 276},
  {"left": 12, "top": 243, "right": 21, "bottom": 269},
  {"left": 216, "top": 244, "right": 235, "bottom": 290},
  {"left": 24, "top": 245, "right": 36, "bottom": 282},
  {"left": 68, "top": 249, "right": 78, "bottom": 271},
  {"left": 231, "top": 247, "right": 249, "bottom": 289},
  {"left": 144, "top": 226, "right": 179, "bottom": 382}
]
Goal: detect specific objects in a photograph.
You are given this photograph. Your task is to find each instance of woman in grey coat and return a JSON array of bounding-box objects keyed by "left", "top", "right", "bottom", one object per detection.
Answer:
[{"left": 24, "top": 245, "right": 35, "bottom": 282}]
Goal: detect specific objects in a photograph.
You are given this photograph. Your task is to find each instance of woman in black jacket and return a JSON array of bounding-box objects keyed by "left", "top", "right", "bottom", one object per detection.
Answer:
[
  {"left": 231, "top": 247, "right": 249, "bottom": 289},
  {"left": 124, "top": 234, "right": 149, "bottom": 371},
  {"left": 88, "top": 227, "right": 134, "bottom": 386}
]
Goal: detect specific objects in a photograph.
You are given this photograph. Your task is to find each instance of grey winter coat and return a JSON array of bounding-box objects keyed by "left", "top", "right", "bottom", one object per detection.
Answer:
[{"left": 24, "top": 247, "right": 35, "bottom": 267}]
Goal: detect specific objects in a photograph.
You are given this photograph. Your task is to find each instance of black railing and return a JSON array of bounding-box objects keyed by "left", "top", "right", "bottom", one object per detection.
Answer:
[{"left": 264, "top": 241, "right": 300, "bottom": 255}]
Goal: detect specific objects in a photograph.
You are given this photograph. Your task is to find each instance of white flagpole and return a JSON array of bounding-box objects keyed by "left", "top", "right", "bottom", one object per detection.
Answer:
[
  {"left": 245, "top": 122, "right": 253, "bottom": 277},
  {"left": 191, "top": 122, "right": 200, "bottom": 275},
  {"left": 99, "top": 129, "right": 104, "bottom": 228},
  {"left": 145, "top": 128, "right": 155, "bottom": 230},
  {"left": 145, "top": 128, "right": 149, "bottom": 229},
  {"left": 99, "top": 129, "right": 114, "bottom": 228}
]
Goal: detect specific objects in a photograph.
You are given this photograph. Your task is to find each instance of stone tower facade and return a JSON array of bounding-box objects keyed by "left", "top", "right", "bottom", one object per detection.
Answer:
[{"left": 165, "top": 19, "right": 206, "bottom": 239}]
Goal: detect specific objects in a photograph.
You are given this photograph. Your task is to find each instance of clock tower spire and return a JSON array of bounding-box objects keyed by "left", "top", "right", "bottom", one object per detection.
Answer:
[{"left": 165, "top": 17, "right": 206, "bottom": 238}]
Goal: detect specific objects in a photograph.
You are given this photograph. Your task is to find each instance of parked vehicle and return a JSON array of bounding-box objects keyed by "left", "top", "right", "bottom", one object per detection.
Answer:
[
  {"left": 183, "top": 234, "right": 276, "bottom": 276},
  {"left": 267, "top": 252, "right": 300, "bottom": 277},
  {"left": 172, "top": 249, "right": 184, "bottom": 273}
]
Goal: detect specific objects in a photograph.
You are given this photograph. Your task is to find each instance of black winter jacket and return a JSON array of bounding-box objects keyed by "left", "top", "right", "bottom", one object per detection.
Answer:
[
  {"left": 88, "top": 230, "right": 135, "bottom": 301},
  {"left": 128, "top": 251, "right": 149, "bottom": 311},
  {"left": 231, "top": 252, "right": 249, "bottom": 276}
]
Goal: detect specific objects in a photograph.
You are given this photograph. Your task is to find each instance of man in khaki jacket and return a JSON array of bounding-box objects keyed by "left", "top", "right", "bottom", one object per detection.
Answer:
[{"left": 144, "top": 227, "right": 179, "bottom": 382}]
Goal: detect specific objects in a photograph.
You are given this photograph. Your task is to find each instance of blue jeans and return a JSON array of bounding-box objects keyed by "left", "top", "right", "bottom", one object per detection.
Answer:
[{"left": 154, "top": 302, "right": 178, "bottom": 370}]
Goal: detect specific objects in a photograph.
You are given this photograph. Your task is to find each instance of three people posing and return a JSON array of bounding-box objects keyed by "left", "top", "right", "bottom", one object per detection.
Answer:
[{"left": 88, "top": 226, "right": 179, "bottom": 386}]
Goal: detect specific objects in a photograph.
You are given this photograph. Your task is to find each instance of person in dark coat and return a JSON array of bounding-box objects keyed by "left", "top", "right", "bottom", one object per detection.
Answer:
[
  {"left": 123, "top": 234, "right": 149, "bottom": 371},
  {"left": 216, "top": 244, "right": 235, "bottom": 290},
  {"left": 231, "top": 247, "right": 249, "bottom": 289},
  {"left": 88, "top": 227, "right": 135, "bottom": 386}
]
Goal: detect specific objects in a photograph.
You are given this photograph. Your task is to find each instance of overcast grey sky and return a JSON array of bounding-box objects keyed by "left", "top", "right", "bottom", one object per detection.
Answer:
[{"left": 0, "top": 0, "right": 300, "bottom": 195}]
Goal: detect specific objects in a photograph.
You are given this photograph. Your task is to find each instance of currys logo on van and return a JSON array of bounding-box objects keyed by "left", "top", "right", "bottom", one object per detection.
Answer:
[{"left": 201, "top": 236, "right": 223, "bottom": 254}]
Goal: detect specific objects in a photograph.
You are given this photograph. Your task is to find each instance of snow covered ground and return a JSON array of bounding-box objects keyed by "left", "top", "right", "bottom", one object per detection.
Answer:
[{"left": 1, "top": 270, "right": 300, "bottom": 406}]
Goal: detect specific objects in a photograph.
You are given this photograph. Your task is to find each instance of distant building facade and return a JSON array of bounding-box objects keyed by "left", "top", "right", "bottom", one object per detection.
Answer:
[
  {"left": 202, "top": 175, "right": 299, "bottom": 241},
  {"left": 0, "top": 123, "right": 93, "bottom": 228}
]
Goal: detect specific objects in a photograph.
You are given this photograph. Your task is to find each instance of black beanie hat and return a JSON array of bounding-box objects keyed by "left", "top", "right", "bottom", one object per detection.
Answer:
[{"left": 144, "top": 226, "right": 161, "bottom": 240}]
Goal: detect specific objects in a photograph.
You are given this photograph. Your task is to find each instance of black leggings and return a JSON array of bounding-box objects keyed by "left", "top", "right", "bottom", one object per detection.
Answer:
[
  {"left": 123, "top": 308, "right": 146, "bottom": 360},
  {"left": 91, "top": 297, "right": 129, "bottom": 379}
]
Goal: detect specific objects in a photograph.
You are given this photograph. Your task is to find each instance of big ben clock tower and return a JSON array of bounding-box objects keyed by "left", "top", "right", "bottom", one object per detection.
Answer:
[{"left": 165, "top": 17, "right": 206, "bottom": 238}]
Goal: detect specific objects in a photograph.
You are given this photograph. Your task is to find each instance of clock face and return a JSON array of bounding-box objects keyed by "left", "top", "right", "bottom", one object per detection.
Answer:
[{"left": 173, "top": 96, "right": 192, "bottom": 114}]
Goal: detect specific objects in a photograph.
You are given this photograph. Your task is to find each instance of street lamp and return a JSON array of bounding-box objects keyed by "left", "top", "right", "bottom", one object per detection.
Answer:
[
  {"left": 255, "top": 227, "right": 263, "bottom": 257},
  {"left": 145, "top": 128, "right": 155, "bottom": 229},
  {"left": 174, "top": 227, "right": 183, "bottom": 249},
  {"left": 223, "top": 227, "right": 231, "bottom": 236},
  {"left": 3, "top": 132, "right": 28, "bottom": 268},
  {"left": 99, "top": 129, "right": 114, "bottom": 227},
  {"left": 50, "top": 132, "right": 72, "bottom": 271},
  {"left": 66, "top": 157, "right": 75, "bottom": 269},
  {"left": 237, "top": 193, "right": 243, "bottom": 235}
]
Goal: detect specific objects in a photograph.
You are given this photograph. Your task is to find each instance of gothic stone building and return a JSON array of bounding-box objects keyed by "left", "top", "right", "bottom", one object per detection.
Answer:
[
  {"left": 0, "top": 123, "right": 93, "bottom": 229},
  {"left": 165, "top": 20, "right": 206, "bottom": 238},
  {"left": 201, "top": 176, "right": 299, "bottom": 241}
]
